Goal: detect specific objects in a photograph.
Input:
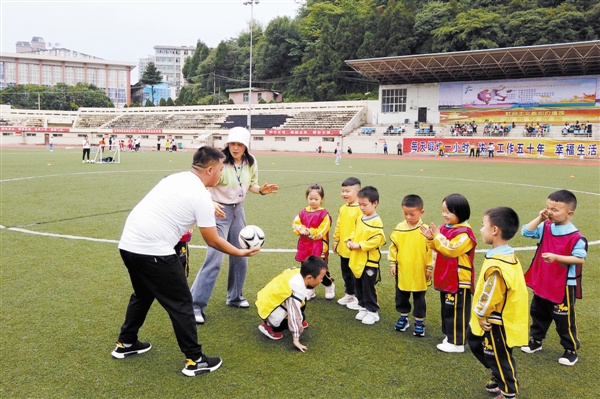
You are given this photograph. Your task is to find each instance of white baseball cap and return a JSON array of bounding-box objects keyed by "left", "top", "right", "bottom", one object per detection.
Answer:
[{"left": 226, "top": 127, "right": 250, "bottom": 148}]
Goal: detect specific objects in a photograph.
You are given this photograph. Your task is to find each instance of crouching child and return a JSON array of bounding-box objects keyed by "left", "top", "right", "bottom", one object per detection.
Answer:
[{"left": 255, "top": 256, "right": 328, "bottom": 352}]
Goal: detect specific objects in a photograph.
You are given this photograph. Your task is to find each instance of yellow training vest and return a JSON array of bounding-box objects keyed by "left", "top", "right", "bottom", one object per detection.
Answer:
[
  {"left": 256, "top": 268, "right": 302, "bottom": 319},
  {"left": 470, "top": 254, "right": 529, "bottom": 347}
]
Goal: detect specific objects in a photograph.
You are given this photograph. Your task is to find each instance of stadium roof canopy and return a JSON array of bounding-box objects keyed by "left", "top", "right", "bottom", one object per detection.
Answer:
[{"left": 345, "top": 41, "right": 600, "bottom": 84}]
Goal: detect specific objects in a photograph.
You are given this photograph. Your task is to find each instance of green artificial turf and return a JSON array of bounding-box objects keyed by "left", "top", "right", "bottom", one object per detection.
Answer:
[{"left": 1, "top": 148, "right": 598, "bottom": 398}]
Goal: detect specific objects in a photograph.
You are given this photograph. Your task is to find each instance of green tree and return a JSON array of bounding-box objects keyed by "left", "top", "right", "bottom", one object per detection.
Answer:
[
  {"left": 166, "top": 97, "right": 175, "bottom": 106},
  {"left": 0, "top": 82, "right": 113, "bottom": 110},
  {"left": 144, "top": 99, "right": 154, "bottom": 107},
  {"left": 159, "top": 98, "right": 167, "bottom": 106},
  {"left": 413, "top": 2, "right": 453, "bottom": 53},
  {"left": 254, "top": 16, "right": 302, "bottom": 83},
  {"left": 432, "top": 8, "right": 507, "bottom": 52},
  {"left": 182, "top": 40, "right": 210, "bottom": 83},
  {"left": 140, "top": 62, "right": 163, "bottom": 103}
]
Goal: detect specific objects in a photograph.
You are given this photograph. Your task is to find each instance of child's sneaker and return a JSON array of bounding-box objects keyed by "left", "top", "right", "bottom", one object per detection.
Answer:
[
  {"left": 520, "top": 338, "right": 542, "bottom": 353},
  {"left": 355, "top": 308, "right": 368, "bottom": 321},
  {"left": 436, "top": 341, "right": 465, "bottom": 353},
  {"left": 305, "top": 288, "right": 316, "bottom": 300},
  {"left": 325, "top": 283, "right": 335, "bottom": 300},
  {"left": 258, "top": 322, "right": 283, "bottom": 340},
  {"left": 111, "top": 341, "right": 152, "bottom": 359},
  {"left": 181, "top": 354, "right": 222, "bottom": 377},
  {"left": 486, "top": 374, "right": 501, "bottom": 393},
  {"left": 394, "top": 316, "right": 409, "bottom": 332},
  {"left": 413, "top": 320, "right": 425, "bottom": 337},
  {"left": 346, "top": 300, "right": 363, "bottom": 310},
  {"left": 337, "top": 294, "right": 356, "bottom": 306},
  {"left": 361, "top": 311, "right": 380, "bottom": 325},
  {"left": 493, "top": 393, "right": 515, "bottom": 399},
  {"left": 558, "top": 349, "right": 578, "bottom": 366}
]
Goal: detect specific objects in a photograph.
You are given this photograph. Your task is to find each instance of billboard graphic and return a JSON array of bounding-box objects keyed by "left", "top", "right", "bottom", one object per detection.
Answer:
[{"left": 439, "top": 76, "right": 600, "bottom": 124}]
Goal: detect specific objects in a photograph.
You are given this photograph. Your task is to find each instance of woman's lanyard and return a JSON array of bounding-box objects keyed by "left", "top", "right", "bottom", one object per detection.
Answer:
[{"left": 233, "top": 161, "right": 245, "bottom": 199}]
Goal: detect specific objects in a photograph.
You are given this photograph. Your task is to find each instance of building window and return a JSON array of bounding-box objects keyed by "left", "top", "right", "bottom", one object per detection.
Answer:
[
  {"left": 26, "top": 133, "right": 37, "bottom": 136},
  {"left": 243, "top": 93, "right": 249, "bottom": 103},
  {"left": 213, "top": 135, "right": 222, "bottom": 140},
  {"left": 257, "top": 93, "right": 262, "bottom": 101},
  {"left": 322, "top": 137, "right": 334, "bottom": 142},
  {"left": 381, "top": 88, "right": 407, "bottom": 113},
  {"left": 174, "top": 136, "right": 182, "bottom": 139},
  {"left": 274, "top": 137, "right": 286, "bottom": 141},
  {"left": 253, "top": 136, "right": 263, "bottom": 141},
  {"left": 298, "top": 137, "right": 309, "bottom": 142},
  {"left": 3, "top": 133, "right": 13, "bottom": 136}
]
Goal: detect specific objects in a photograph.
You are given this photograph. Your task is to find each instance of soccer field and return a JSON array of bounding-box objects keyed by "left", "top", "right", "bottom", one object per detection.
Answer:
[{"left": 1, "top": 148, "right": 598, "bottom": 398}]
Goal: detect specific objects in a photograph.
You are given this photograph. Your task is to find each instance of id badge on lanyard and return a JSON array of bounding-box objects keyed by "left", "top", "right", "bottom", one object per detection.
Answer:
[{"left": 234, "top": 162, "right": 245, "bottom": 199}]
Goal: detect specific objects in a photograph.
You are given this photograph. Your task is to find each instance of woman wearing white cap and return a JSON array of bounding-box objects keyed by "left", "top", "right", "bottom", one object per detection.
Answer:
[{"left": 190, "top": 127, "right": 278, "bottom": 324}]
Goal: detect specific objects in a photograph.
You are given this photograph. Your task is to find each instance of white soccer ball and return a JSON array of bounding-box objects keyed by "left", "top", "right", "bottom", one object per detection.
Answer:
[{"left": 238, "top": 225, "right": 265, "bottom": 249}]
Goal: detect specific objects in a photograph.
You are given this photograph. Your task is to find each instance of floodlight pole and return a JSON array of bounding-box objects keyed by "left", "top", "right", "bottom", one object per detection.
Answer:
[{"left": 244, "top": 0, "right": 259, "bottom": 133}]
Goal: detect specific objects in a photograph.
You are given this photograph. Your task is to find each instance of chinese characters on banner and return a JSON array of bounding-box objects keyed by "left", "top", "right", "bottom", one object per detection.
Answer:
[{"left": 403, "top": 137, "right": 599, "bottom": 159}]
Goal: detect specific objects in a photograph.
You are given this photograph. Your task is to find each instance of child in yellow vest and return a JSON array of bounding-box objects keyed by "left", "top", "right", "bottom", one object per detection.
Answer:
[
  {"left": 255, "top": 256, "right": 327, "bottom": 352},
  {"left": 346, "top": 186, "right": 386, "bottom": 325},
  {"left": 467, "top": 207, "right": 528, "bottom": 399},
  {"left": 389, "top": 194, "right": 431, "bottom": 336},
  {"left": 332, "top": 177, "right": 362, "bottom": 308}
]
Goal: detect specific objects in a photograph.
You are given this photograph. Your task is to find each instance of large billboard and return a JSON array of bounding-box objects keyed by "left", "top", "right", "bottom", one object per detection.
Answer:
[{"left": 439, "top": 76, "right": 600, "bottom": 124}]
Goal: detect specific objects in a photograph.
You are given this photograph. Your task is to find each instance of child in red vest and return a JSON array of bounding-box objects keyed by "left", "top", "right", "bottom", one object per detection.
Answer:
[
  {"left": 421, "top": 193, "right": 477, "bottom": 353},
  {"left": 293, "top": 184, "right": 333, "bottom": 300},
  {"left": 520, "top": 189, "right": 587, "bottom": 366}
]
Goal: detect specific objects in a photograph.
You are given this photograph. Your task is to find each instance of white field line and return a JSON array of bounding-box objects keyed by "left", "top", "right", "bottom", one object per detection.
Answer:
[{"left": 1, "top": 225, "right": 598, "bottom": 253}]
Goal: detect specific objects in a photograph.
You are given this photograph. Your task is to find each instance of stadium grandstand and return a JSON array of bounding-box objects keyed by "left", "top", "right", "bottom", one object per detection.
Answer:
[{"left": 1, "top": 41, "right": 598, "bottom": 159}]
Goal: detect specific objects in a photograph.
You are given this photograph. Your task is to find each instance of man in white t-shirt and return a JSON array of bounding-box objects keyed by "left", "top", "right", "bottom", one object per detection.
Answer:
[{"left": 111, "top": 146, "right": 259, "bottom": 377}]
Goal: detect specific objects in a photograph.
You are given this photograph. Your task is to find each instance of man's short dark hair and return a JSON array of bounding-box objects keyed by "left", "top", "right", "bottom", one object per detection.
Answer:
[
  {"left": 548, "top": 189, "right": 577, "bottom": 210},
  {"left": 358, "top": 186, "right": 379, "bottom": 204},
  {"left": 442, "top": 193, "right": 471, "bottom": 223},
  {"left": 300, "top": 255, "right": 328, "bottom": 278},
  {"left": 192, "top": 146, "right": 225, "bottom": 169},
  {"left": 485, "top": 207, "right": 520, "bottom": 240},
  {"left": 342, "top": 177, "right": 361, "bottom": 187},
  {"left": 402, "top": 194, "right": 424, "bottom": 210}
]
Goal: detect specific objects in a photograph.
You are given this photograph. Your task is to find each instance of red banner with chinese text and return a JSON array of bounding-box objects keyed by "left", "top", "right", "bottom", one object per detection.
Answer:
[{"left": 403, "top": 137, "right": 599, "bottom": 160}]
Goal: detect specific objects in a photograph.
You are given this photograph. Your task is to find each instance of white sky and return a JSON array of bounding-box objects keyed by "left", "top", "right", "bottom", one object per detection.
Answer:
[{"left": 1, "top": 0, "right": 301, "bottom": 77}]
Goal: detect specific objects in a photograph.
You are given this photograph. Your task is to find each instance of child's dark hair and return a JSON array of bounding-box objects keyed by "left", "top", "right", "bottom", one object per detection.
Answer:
[
  {"left": 342, "top": 177, "right": 361, "bottom": 187},
  {"left": 548, "top": 189, "right": 577, "bottom": 210},
  {"left": 442, "top": 193, "right": 470, "bottom": 223},
  {"left": 402, "top": 194, "right": 424, "bottom": 209},
  {"left": 358, "top": 186, "right": 379, "bottom": 204},
  {"left": 300, "top": 255, "right": 328, "bottom": 278},
  {"left": 306, "top": 183, "right": 324, "bottom": 199},
  {"left": 485, "top": 207, "right": 520, "bottom": 240}
]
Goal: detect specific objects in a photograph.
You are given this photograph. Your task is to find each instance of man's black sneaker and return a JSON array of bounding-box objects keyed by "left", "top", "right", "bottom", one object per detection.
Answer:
[
  {"left": 111, "top": 341, "right": 152, "bottom": 359},
  {"left": 558, "top": 349, "right": 578, "bottom": 366},
  {"left": 520, "top": 338, "right": 542, "bottom": 353},
  {"left": 182, "top": 354, "right": 223, "bottom": 377}
]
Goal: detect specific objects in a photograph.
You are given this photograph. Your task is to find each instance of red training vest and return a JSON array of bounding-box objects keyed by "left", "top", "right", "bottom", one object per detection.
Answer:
[
  {"left": 524, "top": 220, "right": 586, "bottom": 303},
  {"left": 433, "top": 225, "right": 477, "bottom": 294},
  {"left": 295, "top": 208, "right": 331, "bottom": 263}
]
